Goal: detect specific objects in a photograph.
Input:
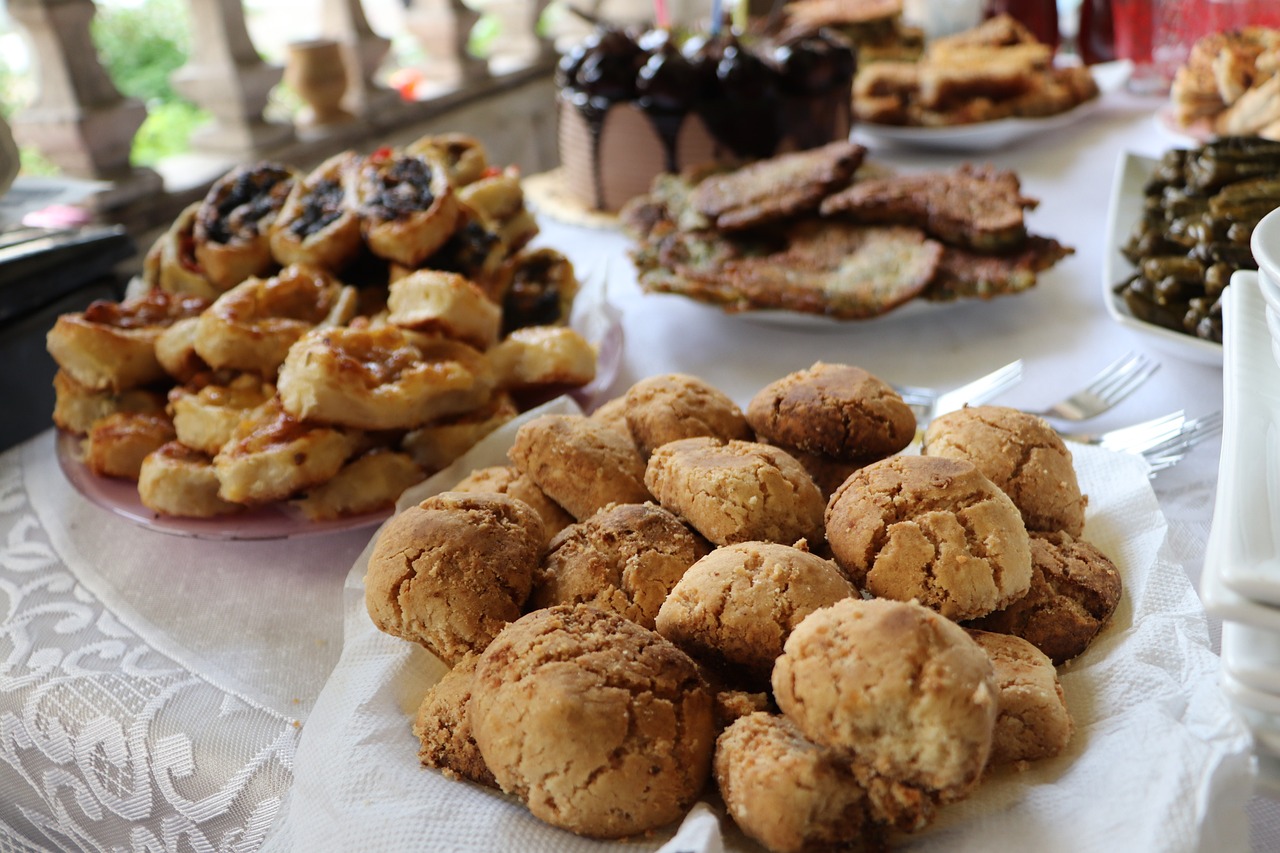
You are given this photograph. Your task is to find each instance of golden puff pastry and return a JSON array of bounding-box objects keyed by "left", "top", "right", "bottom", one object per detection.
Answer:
[
  {"left": 141, "top": 204, "right": 221, "bottom": 300},
  {"left": 487, "top": 326, "right": 596, "bottom": 391},
  {"left": 492, "top": 248, "right": 580, "bottom": 334},
  {"left": 400, "top": 391, "right": 518, "bottom": 473},
  {"left": 193, "top": 263, "right": 358, "bottom": 375},
  {"left": 269, "top": 151, "right": 364, "bottom": 273},
  {"left": 46, "top": 289, "right": 210, "bottom": 392},
  {"left": 213, "top": 398, "right": 361, "bottom": 504},
  {"left": 457, "top": 167, "right": 538, "bottom": 257},
  {"left": 392, "top": 205, "right": 508, "bottom": 298},
  {"left": 52, "top": 370, "right": 166, "bottom": 436},
  {"left": 351, "top": 147, "right": 461, "bottom": 268},
  {"left": 154, "top": 316, "right": 208, "bottom": 383},
  {"left": 387, "top": 269, "right": 501, "bottom": 351},
  {"left": 193, "top": 161, "right": 298, "bottom": 291},
  {"left": 276, "top": 325, "right": 496, "bottom": 431},
  {"left": 168, "top": 371, "right": 277, "bottom": 456},
  {"left": 137, "top": 441, "right": 244, "bottom": 518},
  {"left": 405, "top": 132, "right": 491, "bottom": 187},
  {"left": 84, "top": 411, "right": 177, "bottom": 480},
  {"left": 290, "top": 448, "right": 425, "bottom": 521}
]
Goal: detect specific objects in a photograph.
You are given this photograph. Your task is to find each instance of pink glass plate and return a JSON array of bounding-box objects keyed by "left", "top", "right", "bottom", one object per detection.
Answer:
[{"left": 55, "top": 431, "right": 391, "bottom": 541}]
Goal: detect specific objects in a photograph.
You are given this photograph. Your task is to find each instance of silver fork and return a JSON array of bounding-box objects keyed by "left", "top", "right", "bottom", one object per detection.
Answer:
[
  {"left": 1024, "top": 352, "right": 1160, "bottom": 421},
  {"left": 1062, "top": 410, "right": 1223, "bottom": 476},
  {"left": 894, "top": 360, "right": 1024, "bottom": 424}
]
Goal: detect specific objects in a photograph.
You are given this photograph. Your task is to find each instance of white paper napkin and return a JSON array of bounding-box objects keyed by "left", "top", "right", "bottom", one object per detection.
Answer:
[{"left": 262, "top": 410, "right": 1254, "bottom": 853}]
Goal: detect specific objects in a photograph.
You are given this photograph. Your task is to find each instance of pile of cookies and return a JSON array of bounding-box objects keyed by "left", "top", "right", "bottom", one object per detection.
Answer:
[
  {"left": 1170, "top": 27, "right": 1280, "bottom": 139},
  {"left": 364, "top": 363, "right": 1123, "bottom": 850},
  {"left": 853, "top": 15, "right": 1099, "bottom": 127},
  {"left": 47, "top": 133, "right": 596, "bottom": 520}
]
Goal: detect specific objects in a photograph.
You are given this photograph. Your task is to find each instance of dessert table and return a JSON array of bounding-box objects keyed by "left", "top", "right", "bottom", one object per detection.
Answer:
[{"left": 0, "top": 86, "right": 1273, "bottom": 851}]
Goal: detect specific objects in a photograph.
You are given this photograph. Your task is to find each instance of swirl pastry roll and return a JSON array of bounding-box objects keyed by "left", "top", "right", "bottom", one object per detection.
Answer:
[
  {"left": 138, "top": 441, "right": 244, "bottom": 517},
  {"left": 269, "top": 151, "right": 364, "bottom": 272},
  {"left": 276, "top": 325, "right": 495, "bottom": 430},
  {"left": 154, "top": 316, "right": 208, "bottom": 382},
  {"left": 487, "top": 326, "right": 596, "bottom": 392},
  {"left": 85, "top": 411, "right": 177, "bottom": 480},
  {"left": 456, "top": 167, "right": 538, "bottom": 257},
  {"left": 141, "top": 204, "right": 220, "bottom": 299},
  {"left": 168, "top": 371, "right": 277, "bottom": 456},
  {"left": 387, "top": 269, "right": 501, "bottom": 351},
  {"left": 213, "top": 398, "right": 361, "bottom": 504},
  {"left": 405, "top": 132, "right": 490, "bottom": 187},
  {"left": 193, "top": 263, "right": 358, "bottom": 375},
  {"left": 47, "top": 289, "right": 210, "bottom": 392},
  {"left": 352, "top": 147, "right": 461, "bottom": 268},
  {"left": 194, "top": 161, "right": 298, "bottom": 291},
  {"left": 400, "top": 205, "right": 506, "bottom": 295},
  {"left": 493, "top": 248, "right": 580, "bottom": 335},
  {"left": 52, "top": 370, "right": 166, "bottom": 435},
  {"left": 290, "top": 448, "right": 426, "bottom": 521}
]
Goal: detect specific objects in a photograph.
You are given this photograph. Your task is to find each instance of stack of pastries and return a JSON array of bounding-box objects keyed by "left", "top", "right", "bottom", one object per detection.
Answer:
[
  {"left": 47, "top": 133, "right": 597, "bottom": 521},
  {"left": 365, "top": 364, "right": 1123, "bottom": 850}
]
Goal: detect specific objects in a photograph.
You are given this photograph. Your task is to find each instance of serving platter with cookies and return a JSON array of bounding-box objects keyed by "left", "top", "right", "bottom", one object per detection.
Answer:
[{"left": 261, "top": 358, "right": 1242, "bottom": 852}]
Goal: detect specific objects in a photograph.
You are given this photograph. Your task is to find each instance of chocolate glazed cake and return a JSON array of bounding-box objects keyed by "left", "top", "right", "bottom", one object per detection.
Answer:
[{"left": 557, "top": 26, "right": 856, "bottom": 212}]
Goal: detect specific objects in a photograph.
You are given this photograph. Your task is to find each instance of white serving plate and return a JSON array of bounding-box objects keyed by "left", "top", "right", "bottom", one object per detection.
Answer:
[
  {"left": 1202, "top": 272, "right": 1280, "bottom": 608},
  {"left": 1101, "top": 150, "right": 1224, "bottom": 366},
  {"left": 855, "top": 60, "right": 1131, "bottom": 152}
]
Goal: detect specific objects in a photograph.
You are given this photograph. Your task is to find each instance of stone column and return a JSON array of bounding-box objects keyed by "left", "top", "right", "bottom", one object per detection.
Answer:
[
  {"left": 406, "top": 0, "right": 491, "bottom": 88},
  {"left": 319, "top": 0, "right": 405, "bottom": 123},
  {"left": 6, "top": 0, "right": 162, "bottom": 205},
  {"left": 170, "top": 0, "right": 295, "bottom": 156}
]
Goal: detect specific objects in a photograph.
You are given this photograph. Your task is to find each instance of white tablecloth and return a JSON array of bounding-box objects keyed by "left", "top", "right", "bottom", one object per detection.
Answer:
[{"left": 1, "top": 91, "right": 1271, "bottom": 850}]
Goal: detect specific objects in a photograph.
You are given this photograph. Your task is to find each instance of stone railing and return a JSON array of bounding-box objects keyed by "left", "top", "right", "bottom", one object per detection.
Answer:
[{"left": 5, "top": 0, "right": 568, "bottom": 253}]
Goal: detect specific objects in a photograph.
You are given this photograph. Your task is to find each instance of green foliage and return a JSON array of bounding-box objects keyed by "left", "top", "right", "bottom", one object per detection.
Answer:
[
  {"left": 131, "top": 100, "right": 209, "bottom": 167},
  {"left": 91, "top": 0, "right": 191, "bottom": 103},
  {"left": 469, "top": 15, "right": 502, "bottom": 57}
]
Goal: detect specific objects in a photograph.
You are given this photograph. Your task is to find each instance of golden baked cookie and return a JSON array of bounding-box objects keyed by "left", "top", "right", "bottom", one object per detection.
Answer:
[
  {"left": 586, "top": 395, "right": 633, "bottom": 442},
  {"left": 386, "top": 269, "right": 501, "bottom": 351},
  {"left": 469, "top": 604, "right": 714, "bottom": 839},
  {"left": 268, "top": 151, "right": 364, "bottom": 273},
  {"left": 364, "top": 491, "right": 544, "bottom": 665},
  {"left": 52, "top": 370, "right": 165, "bottom": 436},
  {"left": 772, "top": 598, "right": 998, "bottom": 804},
  {"left": 966, "top": 629, "right": 1072, "bottom": 765},
  {"left": 193, "top": 264, "right": 358, "bottom": 376},
  {"left": 85, "top": 412, "right": 177, "bottom": 480},
  {"left": 715, "top": 712, "right": 875, "bottom": 853},
  {"left": 352, "top": 147, "right": 460, "bottom": 268},
  {"left": 655, "top": 541, "right": 854, "bottom": 688},
  {"left": 622, "top": 373, "right": 753, "bottom": 458},
  {"left": 47, "top": 290, "right": 210, "bottom": 392},
  {"left": 400, "top": 393, "right": 518, "bottom": 475},
  {"left": 137, "top": 441, "right": 243, "bottom": 518},
  {"left": 966, "top": 530, "right": 1122, "bottom": 664},
  {"left": 763, "top": 440, "right": 864, "bottom": 502},
  {"left": 826, "top": 455, "right": 1032, "bottom": 621},
  {"left": 276, "top": 326, "right": 495, "bottom": 431},
  {"left": 508, "top": 414, "right": 651, "bottom": 521},
  {"left": 746, "top": 362, "right": 916, "bottom": 462},
  {"left": 413, "top": 652, "right": 498, "bottom": 788},
  {"left": 487, "top": 326, "right": 597, "bottom": 392},
  {"left": 451, "top": 464, "right": 574, "bottom": 545},
  {"left": 530, "top": 502, "right": 708, "bottom": 629},
  {"left": 290, "top": 449, "right": 425, "bottom": 521},
  {"left": 923, "top": 405, "right": 1087, "bottom": 536},
  {"left": 154, "top": 316, "right": 208, "bottom": 382},
  {"left": 644, "top": 437, "right": 825, "bottom": 547},
  {"left": 168, "top": 372, "right": 277, "bottom": 456},
  {"left": 212, "top": 398, "right": 360, "bottom": 504}
]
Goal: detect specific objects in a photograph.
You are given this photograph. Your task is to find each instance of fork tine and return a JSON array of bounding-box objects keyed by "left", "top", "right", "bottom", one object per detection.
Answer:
[
  {"left": 1060, "top": 410, "right": 1185, "bottom": 449},
  {"left": 1091, "top": 353, "right": 1160, "bottom": 405},
  {"left": 1139, "top": 411, "right": 1224, "bottom": 460},
  {"left": 1085, "top": 352, "right": 1144, "bottom": 396},
  {"left": 932, "top": 359, "right": 1023, "bottom": 416}
]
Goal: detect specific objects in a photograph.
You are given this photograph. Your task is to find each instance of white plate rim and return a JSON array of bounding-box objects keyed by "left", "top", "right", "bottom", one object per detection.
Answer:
[
  {"left": 855, "top": 60, "right": 1131, "bottom": 151},
  {"left": 1101, "top": 150, "right": 1224, "bottom": 366}
]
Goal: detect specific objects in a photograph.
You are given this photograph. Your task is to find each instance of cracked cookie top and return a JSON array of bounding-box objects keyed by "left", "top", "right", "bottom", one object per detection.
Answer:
[{"left": 825, "top": 454, "right": 1032, "bottom": 621}]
